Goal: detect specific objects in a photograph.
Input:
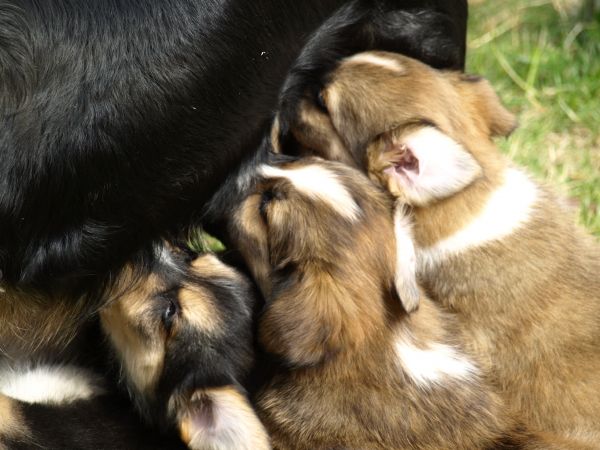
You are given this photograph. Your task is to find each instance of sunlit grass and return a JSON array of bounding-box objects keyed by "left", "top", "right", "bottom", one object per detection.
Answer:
[{"left": 468, "top": 0, "right": 600, "bottom": 235}]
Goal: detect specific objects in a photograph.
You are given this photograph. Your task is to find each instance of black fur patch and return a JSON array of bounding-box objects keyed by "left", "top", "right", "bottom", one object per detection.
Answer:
[{"left": 0, "top": 0, "right": 467, "bottom": 298}]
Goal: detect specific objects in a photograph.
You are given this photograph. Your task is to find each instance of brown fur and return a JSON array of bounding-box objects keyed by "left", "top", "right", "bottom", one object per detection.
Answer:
[
  {"left": 281, "top": 51, "right": 600, "bottom": 442},
  {"left": 228, "top": 157, "right": 571, "bottom": 449},
  {"left": 0, "top": 394, "right": 30, "bottom": 449},
  {"left": 0, "top": 289, "right": 91, "bottom": 362}
]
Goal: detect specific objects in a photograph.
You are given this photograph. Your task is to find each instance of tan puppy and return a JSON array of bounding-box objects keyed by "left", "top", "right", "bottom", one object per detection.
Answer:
[
  {"left": 278, "top": 51, "right": 600, "bottom": 443},
  {"left": 227, "top": 156, "right": 576, "bottom": 450}
]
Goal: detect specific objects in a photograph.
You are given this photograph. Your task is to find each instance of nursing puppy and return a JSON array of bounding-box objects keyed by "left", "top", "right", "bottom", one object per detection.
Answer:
[
  {"left": 0, "top": 0, "right": 467, "bottom": 374},
  {"left": 227, "top": 157, "right": 567, "bottom": 450},
  {"left": 277, "top": 52, "right": 600, "bottom": 442},
  {"left": 1, "top": 249, "right": 268, "bottom": 450},
  {"left": 0, "top": 0, "right": 467, "bottom": 297},
  {"left": 99, "top": 251, "right": 269, "bottom": 450}
]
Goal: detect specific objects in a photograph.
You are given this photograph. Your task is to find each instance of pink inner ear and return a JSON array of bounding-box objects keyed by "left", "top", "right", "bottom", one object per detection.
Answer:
[
  {"left": 391, "top": 144, "right": 419, "bottom": 174},
  {"left": 383, "top": 143, "right": 420, "bottom": 188},
  {"left": 179, "top": 387, "right": 271, "bottom": 450},
  {"left": 188, "top": 395, "right": 216, "bottom": 431},
  {"left": 380, "top": 126, "right": 482, "bottom": 206}
]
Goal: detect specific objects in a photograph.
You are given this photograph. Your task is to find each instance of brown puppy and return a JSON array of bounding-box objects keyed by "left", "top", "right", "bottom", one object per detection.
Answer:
[
  {"left": 278, "top": 51, "right": 600, "bottom": 443},
  {"left": 0, "top": 289, "right": 90, "bottom": 362},
  {"left": 227, "top": 156, "right": 572, "bottom": 450}
]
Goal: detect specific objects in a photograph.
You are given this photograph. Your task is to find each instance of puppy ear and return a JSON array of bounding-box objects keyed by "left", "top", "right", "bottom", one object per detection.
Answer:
[
  {"left": 376, "top": 126, "right": 482, "bottom": 206},
  {"left": 178, "top": 386, "right": 270, "bottom": 450},
  {"left": 392, "top": 206, "right": 420, "bottom": 313},
  {"left": 259, "top": 271, "right": 347, "bottom": 367},
  {"left": 460, "top": 75, "right": 517, "bottom": 137}
]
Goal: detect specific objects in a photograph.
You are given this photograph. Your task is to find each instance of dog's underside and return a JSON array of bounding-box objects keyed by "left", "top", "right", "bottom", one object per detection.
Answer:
[{"left": 0, "top": 0, "right": 467, "bottom": 297}]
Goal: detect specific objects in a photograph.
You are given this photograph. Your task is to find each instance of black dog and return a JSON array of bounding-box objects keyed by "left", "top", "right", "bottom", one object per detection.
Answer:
[{"left": 0, "top": 0, "right": 467, "bottom": 299}]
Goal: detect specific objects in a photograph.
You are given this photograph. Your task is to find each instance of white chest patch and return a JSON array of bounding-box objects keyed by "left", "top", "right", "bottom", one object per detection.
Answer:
[
  {"left": 393, "top": 207, "right": 420, "bottom": 313},
  {"left": 0, "top": 365, "right": 102, "bottom": 405},
  {"left": 259, "top": 164, "right": 360, "bottom": 221},
  {"left": 394, "top": 333, "right": 478, "bottom": 387},
  {"left": 417, "top": 168, "right": 538, "bottom": 272}
]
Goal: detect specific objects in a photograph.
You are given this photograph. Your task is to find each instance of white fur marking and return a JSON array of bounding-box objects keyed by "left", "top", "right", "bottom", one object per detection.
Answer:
[
  {"left": 259, "top": 164, "right": 360, "bottom": 221},
  {"left": 156, "top": 243, "right": 182, "bottom": 272},
  {"left": 0, "top": 365, "right": 101, "bottom": 405},
  {"left": 393, "top": 206, "right": 420, "bottom": 313},
  {"left": 395, "top": 334, "right": 478, "bottom": 387},
  {"left": 345, "top": 53, "right": 404, "bottom": 73},
  {"left": 417, "top": 168, "right": 538, "bottom": 271}
]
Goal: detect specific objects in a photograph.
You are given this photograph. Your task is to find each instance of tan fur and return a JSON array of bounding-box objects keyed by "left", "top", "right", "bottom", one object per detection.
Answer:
[
  {"left": 190, "top": 254, "right": 241, "bottom": 282},
  {"left": 283, "top": 51, "right": 600, "bottom": 440},
  {"left": 100, "top": 271, "right": 167, "bottom": 395},
  {"left": 0, "top": 395, "right": 29, "bottom": 442},
  {"left": 0, "top": 288, "right": 90, "bottom": 361},
  {"left": 178, "top": 286, "right": 223, "bottom": 335},
  {"left": 228, "top": 158, "right": 571, "bottom": 449}
]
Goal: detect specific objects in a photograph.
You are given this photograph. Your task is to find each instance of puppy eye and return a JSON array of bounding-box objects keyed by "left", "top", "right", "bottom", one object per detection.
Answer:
[
  {"left": 315, "top": 90, "right": 328, "bottom": 113},
  {"left": 162, "top": 299, "right": 179, "bottom": 332}
]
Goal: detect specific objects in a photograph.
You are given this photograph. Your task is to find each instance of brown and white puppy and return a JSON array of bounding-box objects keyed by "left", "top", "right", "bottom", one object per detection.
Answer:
[
  {"left": 277, "top": 51, "right": 600, "bottom": 443},
  {"left": 227, "top": 156, "right": 572, "bottom": 450},
  {"left": 99, "top": 249, "right": 270, "bottom": 450}
]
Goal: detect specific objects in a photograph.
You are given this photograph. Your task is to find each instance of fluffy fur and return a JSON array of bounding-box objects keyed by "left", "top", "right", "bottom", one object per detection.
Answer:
[
  {"left": 0, "top": 0, "right": 467, "bottom": 374},
  {"left": 0, "top": 0, "right": 467, "bottom": 297},
  {"left": 276, "top": 51, "right": 600, "bottom": 445},
  {"left": 100, "top": 250, "right": 269, "bottom": 450},
  {"left": 0, "top": 391, "right": 188, "bottom": 450},
  {"left": 224, "top": 157, "right": 568, "bottom": 450},
  {"left": 1, "top": 247, "right": 267, "bottom": 449}
]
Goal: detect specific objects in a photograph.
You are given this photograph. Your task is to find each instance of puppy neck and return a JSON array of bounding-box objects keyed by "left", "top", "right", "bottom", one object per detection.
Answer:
[{"left": 412, "top": 157, "right": 538, "bottom": 268}]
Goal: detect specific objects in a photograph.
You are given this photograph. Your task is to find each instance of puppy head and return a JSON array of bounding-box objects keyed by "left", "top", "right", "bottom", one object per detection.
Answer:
[
  {"left": 228, "top": 157, "right": 420, "bottom": 366},
  {"left": 100, "top": 245, "right": 269, "bottom": 450},
  {"left": 278, "top": 51, "right": 516, "bottom": 205}
]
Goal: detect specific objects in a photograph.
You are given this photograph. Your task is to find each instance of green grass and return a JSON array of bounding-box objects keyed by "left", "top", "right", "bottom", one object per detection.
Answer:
[
  {"left": 467, "top": 0, "right": 600, "bottom": 235},
  {"left": 188, "top": 228, "right": 225, "bottom": 253}
]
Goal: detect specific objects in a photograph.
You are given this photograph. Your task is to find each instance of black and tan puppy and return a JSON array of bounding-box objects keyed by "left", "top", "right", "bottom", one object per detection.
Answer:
[
  {"left": 276, "top": 51, "right": 600, "bottom": 444},
  {"left": 99, "top": 251, "right": 270, "bottom": 450},
  {"left": 226, "top": 157, "right": 572, "bottom": 450},
  {"left": 1, "top": 248, "right": 269, "bottom": 450}
]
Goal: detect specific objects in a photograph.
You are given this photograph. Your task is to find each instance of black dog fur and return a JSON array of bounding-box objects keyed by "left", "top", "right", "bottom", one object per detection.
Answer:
[{"left": 0, "top": 0, "right": 467, "bottom": 298}]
